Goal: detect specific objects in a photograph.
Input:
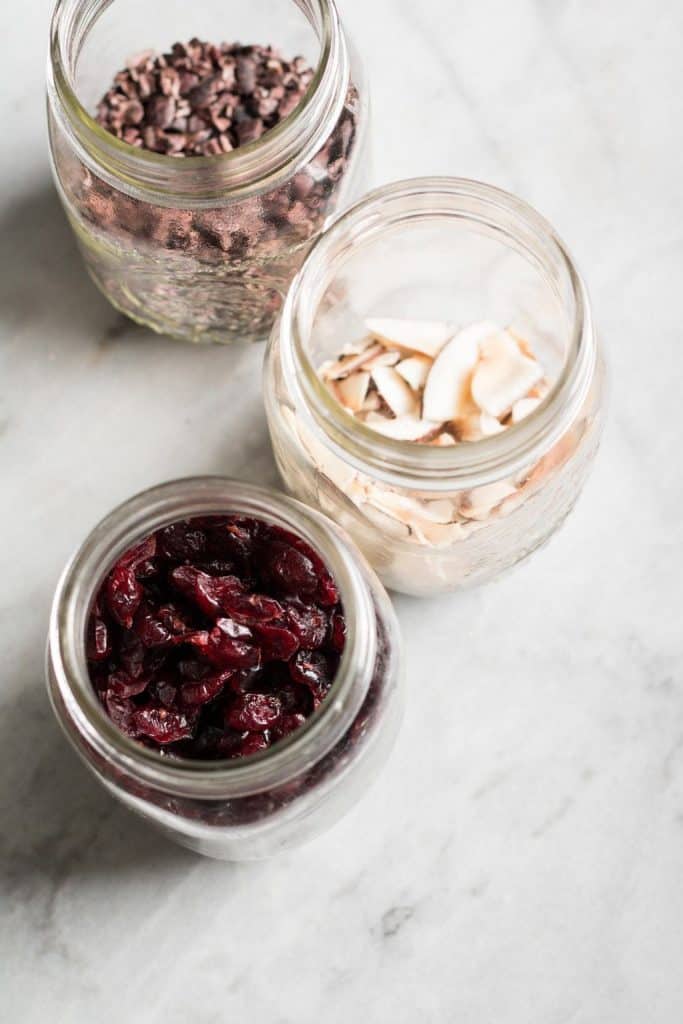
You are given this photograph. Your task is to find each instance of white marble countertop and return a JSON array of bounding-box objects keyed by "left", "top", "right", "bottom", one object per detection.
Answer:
[{"left": 2, "top": 1, "right": 682, "bottom": 1020}]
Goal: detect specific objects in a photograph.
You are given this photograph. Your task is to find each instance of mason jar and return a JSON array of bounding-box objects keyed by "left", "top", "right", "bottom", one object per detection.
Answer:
[
  {"left": 46, "top": 478, "right": 402, "bottom": 860},
  {"left": 46, "top": 0, "right": 369, "bottom": 344},
  {"left": 264, "top": 177, "right": 606, "bottom": 596}
]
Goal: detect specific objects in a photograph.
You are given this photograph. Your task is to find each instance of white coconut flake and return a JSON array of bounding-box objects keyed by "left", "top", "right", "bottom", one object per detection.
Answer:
[
  {"left": 372, "top": 366, "right": 419, "bottom": 417},
  {"left": 336, "top": 371, "right": 370, "bottom": 413},
  {"left": 365, "top": 318, "right": 455, "bottom": 358},
  {"left": 471, "top": 330, "right": 543, "bottom": 419},
  {"left": 395, "top": 355, "right": 432, "bottom": 391},
  {"left": 361, "top": 349, "right": 402, "bottom": 370},
  {"left": 323, "top": 343, "right": 383, "bottom": 381},
  {"left": 511, "top": 397, "right": 542, "bottom": 424},
  {"left": 459, "top": 480, "right": 517, "bottom": 520},
  {"left": 422, "top": 321, "right": 500, "bottom": 422},
  {"left": 364, "top": 414, "right": 442, "bottom": 442}
]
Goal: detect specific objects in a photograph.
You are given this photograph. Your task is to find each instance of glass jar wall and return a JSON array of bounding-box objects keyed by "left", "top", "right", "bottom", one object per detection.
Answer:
[
  {"left": 264, "top": 178, "right": 606, "bottom": 596},
  {"left": 46, "top": 0, "right": 369, "bottom": 344},
  {"left": 46, "top": 479, "right": 402, "bottom": 860}
]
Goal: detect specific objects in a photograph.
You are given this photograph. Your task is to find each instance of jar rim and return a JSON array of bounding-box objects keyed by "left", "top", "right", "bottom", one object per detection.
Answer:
[
  {"left": 47, "top": 477, "right": 381, "bottom": 799},
  {"left": 47, "top": 0, "right": 349, "bottom": 205},
  {"left": 279, "top": 177, "right": 597, "bottom": 490}
]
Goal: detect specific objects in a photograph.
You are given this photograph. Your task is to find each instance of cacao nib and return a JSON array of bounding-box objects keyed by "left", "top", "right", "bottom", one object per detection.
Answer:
[{"left": 87, "top": 515, "right": 346, "bottom": 760}]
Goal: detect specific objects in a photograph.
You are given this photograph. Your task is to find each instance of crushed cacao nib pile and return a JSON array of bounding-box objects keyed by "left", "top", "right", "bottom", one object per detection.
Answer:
[
  {"left": 87, "top": 515, "right": 346, "bottom": 761},
  {"left": 95, "top": 40, "right": 315, "bottom": 157}
]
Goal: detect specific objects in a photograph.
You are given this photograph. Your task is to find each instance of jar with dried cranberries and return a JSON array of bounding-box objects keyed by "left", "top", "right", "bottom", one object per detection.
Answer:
[{"left": 46, "top": 479, "right": 402, "bottom": 860}]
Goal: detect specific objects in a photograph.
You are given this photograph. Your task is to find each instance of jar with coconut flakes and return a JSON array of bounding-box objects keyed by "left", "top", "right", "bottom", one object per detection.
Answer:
[
  {"left": 47, "top": 0, "right": 368, "bottom": 344},
  {"left": 264, "top": 178, "right": 606, "bottom": 596}
]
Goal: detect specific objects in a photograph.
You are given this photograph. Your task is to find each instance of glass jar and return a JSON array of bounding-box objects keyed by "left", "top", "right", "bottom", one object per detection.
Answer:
[
  {"left": 46, "top": 0, "right": 368, "bottom": 344},
  {"left": 46, "top": 478, "right": 402, "bottom": 860},
  {"left": 264, "top": 178, "right": 606, "bottom": 596}
]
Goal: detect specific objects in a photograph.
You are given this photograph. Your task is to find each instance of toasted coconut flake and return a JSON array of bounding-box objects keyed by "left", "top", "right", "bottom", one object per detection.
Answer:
[
  {"left": 361, "top": 349, "right": 402, "bottom": 370},
  {"left": 395, "top": 355, "right": 432, "bottom": 391},
  {"left": 323, "top": 343, "right": 383, "bottom": 381},
  {"left": 363, "top": 414, "right": 443, "bottom": 442},
  {"left": 458, "top": 412, "right": 506, "bottom": 442},
  {"left": 336, "top": 371, "right": 370, "bottom": 413},
  {"left": 411, "top": 520, "right": 467, "bottom": 547},
  {"left": 372, "top": 366, "right": 419, "bottom": 417},
  {"left": 460, "top": 480, "right": 517, "bottom": 520},
  {"left": 368, "top": 489, "right": 456, "bottom": 526},
  {"left": 528, "top": 378, "right": 551, "bottom": 400},
  {"left": 511, "top": 397, "right": 541, "bottom": 424},
  {"left": 361, "top": 391, "right": 381, "bottom": 413},
  {"left": 422, "top": 321, "right": 499, "bottom": 422},
  {"left": 471, "top": 330, "right": 543, "bottom": 419},
  {"left": 365, "top": 318, "right": 455, "bottom": 358},
  {"left": 361, "top": 502, "right": 412, "bottom": 540}
]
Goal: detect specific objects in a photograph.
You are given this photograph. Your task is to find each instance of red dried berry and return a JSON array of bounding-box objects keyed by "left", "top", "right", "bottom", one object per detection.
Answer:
[
  {"left": 180, "top": 670, "right": 234, "bottom": 707},
  {"left": 225, "top": 693, "right": 282, "bottom": 732},
  {"left": 107, "top": 670, "right": 150, "bottom": 699},
  {"left": 88, "top": 514, "right": 346, "bottom": 761},
  {"left": 170, "top": 566, "right": 244, "bottom": 616},
  {"left": 283, "top": 602, "right": 328, "bottom": 649},
  {"left": 236, "top": 732, "right": 271, "bottom": 758},
  {"left": 253, "top": 622, "right": 299, "bottom": 662},
  {"left": 86, "top": 617, "right": 110, "bottom": 662},
  {"left": 106, "top": 564, "right": 143, "bottom": 628},
  {"left": 133, "top": 705, "right": 198, "bottom": 744}
]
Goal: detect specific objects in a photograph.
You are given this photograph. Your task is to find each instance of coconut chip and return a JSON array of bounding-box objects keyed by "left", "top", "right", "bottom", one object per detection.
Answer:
[{"left": 312, "top": 315, "right": 553, "bottom": 550}]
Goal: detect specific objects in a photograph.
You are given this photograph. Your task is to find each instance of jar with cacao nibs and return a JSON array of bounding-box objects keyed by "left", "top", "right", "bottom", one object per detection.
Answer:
[
  {"left": 47, "top": 0, "right": 368, "bottom": 344},
  {"left": 46, "top": 479, "right": 402, "bottom": 860},
  {"left": 264, "top": 178, "right": 607, "bottom": 596}
]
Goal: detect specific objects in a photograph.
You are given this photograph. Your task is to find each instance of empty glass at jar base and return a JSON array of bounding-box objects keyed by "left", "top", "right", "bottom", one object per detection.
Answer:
[
  {"left": 265, "top": 178, "right": 606, "bottom": 595},
  {"left": 47, "top": 0, "right": 369, "bottom": 344}
]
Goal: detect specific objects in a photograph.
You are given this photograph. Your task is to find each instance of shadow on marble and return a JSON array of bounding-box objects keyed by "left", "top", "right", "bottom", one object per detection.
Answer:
[
  {"left": 0, "top": 180, "right": 150, "bottom": 349},
  {"left": 0, "top": 671, "right": 199, "bottom": 901}
]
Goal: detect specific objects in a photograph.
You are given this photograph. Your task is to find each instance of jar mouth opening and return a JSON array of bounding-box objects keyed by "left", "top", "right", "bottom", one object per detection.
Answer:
[
  {"left": 48, "top": 478, "right": 376, "bottom": 797},
  {"left": 48, "top": 0, "right": 343, "bottom": 202},
  {"left": 282, "top": 177, "right": 595, "bottom": 489}
]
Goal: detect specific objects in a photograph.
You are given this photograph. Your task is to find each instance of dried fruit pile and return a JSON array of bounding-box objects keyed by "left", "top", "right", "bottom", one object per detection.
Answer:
[
  {"left": 96, "top": 40, "right": 315, "bottom": 157},
  {"left": 87, "top": 515, "right": 346, "bottom": 760}
]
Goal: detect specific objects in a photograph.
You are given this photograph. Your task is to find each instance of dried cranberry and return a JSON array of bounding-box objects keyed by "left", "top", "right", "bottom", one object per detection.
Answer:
[
  {"left": 105, "top": 564, "right": 143, "bottom": 628},
  {"left": 87, "top": 513, "right": 346, "bottom": 761},
  {"left": 159, "top": 522, "right": 207, "bottom": 561},
  {"left": 134, "top": 603, "right": 192, "bottom": 647},
  {"left": 253, "top": 622, "right": 299, "bottom": 662},
  {"left": 290, "top": 650, "right": 335, "bottom": 705},
  {"left": 226, "top": 693, "right": 282, "bottom": 732},
  {"left": 86, "top": 616, "right": 110, "bottom": 662},
  {"left": 277, "top": 712, "right": 308, "bottom": 738},
  {"left": 236, "top": 732, "right": 271, "bottom": 758},
  {"left": 329, "top": 612, "right": 347, "bottom": 654},
  {"left": 170, "top": 566, "right": 244, "bottom": 616},
  {"left": 133, "top": 705, "right": 198, "bottom": 744},
  {"left": 104, "top": 693, "right": 138, "bottom": 738},
  {"left": 180, "top": 670, "right": 234, "bottom": 707},
  {"left": 107, "top": 670, "right": 150, "bottom": 699},
  {"left": 283, "top": 601, "right": 328, "bottom": 649},
  {"left": 222, "top": 591, "right": 283, "bottom": 625}
]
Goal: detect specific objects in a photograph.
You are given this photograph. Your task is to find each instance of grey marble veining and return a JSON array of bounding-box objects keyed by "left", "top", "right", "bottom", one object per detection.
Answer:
[{"left": 2, "top": 1, "right": 682, "bottom": 1021}]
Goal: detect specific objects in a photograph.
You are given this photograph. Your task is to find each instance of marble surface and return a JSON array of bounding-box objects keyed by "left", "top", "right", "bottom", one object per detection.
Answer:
[{"left": 2, "top": 1, "right": 682, "bottom": 1020}]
